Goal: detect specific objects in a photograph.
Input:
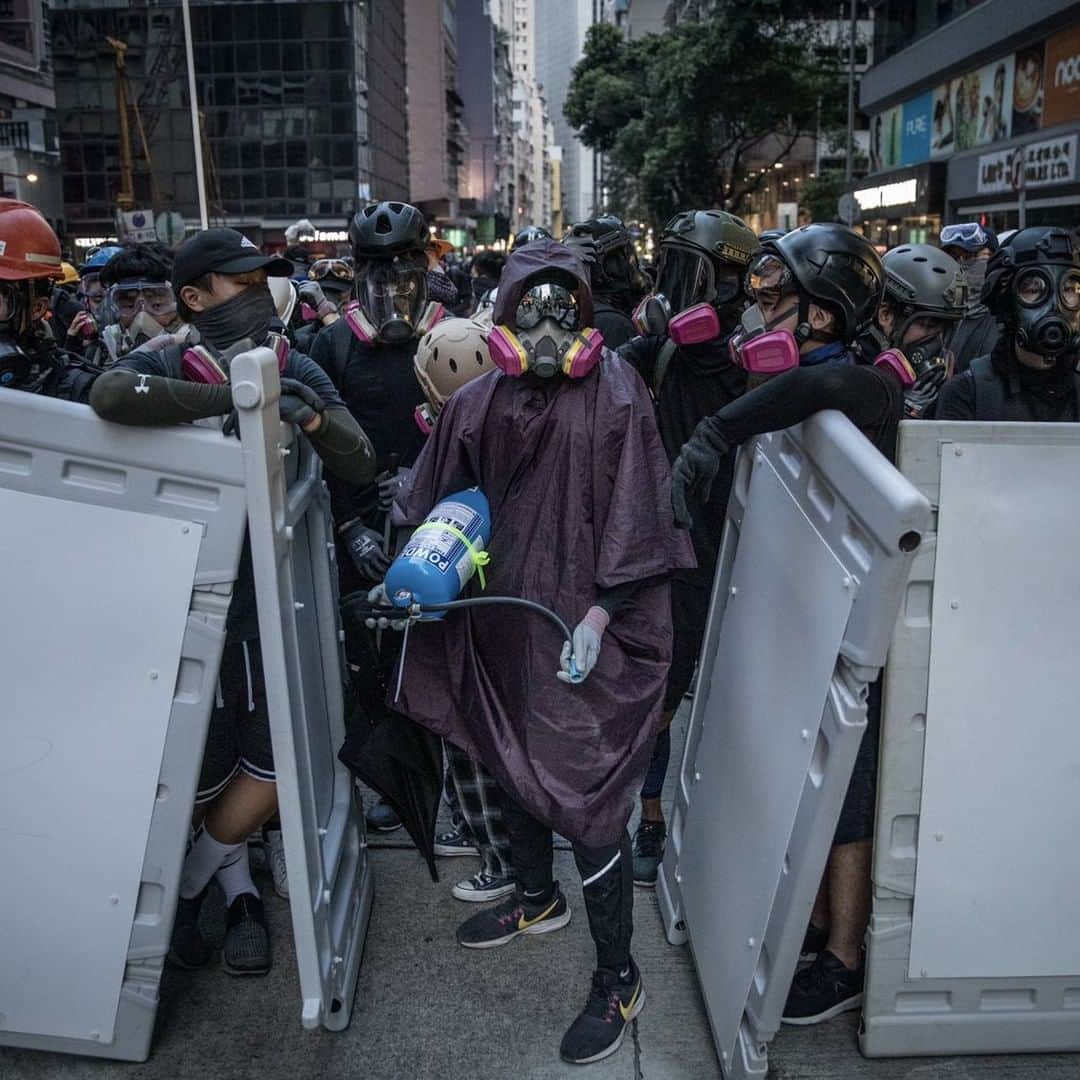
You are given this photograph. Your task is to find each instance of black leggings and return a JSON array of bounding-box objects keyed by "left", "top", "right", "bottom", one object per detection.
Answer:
[{"left": 501, "top": 795, "right": 633, "bottom": 977}]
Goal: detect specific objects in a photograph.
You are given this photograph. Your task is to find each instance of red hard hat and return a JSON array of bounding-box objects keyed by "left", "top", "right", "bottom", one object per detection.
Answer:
[{"left": 0, "top": 199, "right": 63, "bottom": 281}]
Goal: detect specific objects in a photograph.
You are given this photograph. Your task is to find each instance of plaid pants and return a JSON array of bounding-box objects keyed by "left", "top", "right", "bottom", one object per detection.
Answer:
[{"left": 444, "top": 740, "right": 514, "bottom": 878}]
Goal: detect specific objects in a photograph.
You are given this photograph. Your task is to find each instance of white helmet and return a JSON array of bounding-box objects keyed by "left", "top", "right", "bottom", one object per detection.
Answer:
[
  {"left": 268, "top": 275, "right": 297, "bottom": 323},
  {"left": 414, "top": 317, "right": 493, "bottom": 414}
]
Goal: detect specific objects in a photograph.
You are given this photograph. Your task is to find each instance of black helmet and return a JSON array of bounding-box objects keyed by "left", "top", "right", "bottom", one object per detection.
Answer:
[
  {"left": 982, "top": 226, "right": 1080, "bottom": 357},
  {"left": 767, "top": 223, "right": 885, "bottom": 342},
  {"left": 661, "top": 209, "right": 759, "bottom": 270},
  {"left": 758, "top": 228, "right": 787, "bottom": 243},
  {"left": 566, "top": 215, "right": 647, "bottom": 300},
  {"left": 349, "top": 201, "right": 429, "bottom": 260},
  {"left": 511, "top": 225, "right": 553, "bottom": 251},
  {"left": 882, "top": 244, "right": 969, "bottom": 330}
]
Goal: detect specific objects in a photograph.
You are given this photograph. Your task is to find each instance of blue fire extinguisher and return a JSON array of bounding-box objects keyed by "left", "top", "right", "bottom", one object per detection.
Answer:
[{"left": 384, "top": 488, "right": 491, "bottom": 616}]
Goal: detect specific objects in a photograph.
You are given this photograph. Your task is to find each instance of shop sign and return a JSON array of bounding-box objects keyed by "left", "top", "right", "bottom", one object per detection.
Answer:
[
  {"left": 870, "top": 104, "right": 903, "bottom": 172},
  {"left": 297, "top": 230, "right": 349, "bottom": 243},
  {"left": 854, "top": 178, "right": 918, "bottom": 212},
  {"left": 1043, "top": 24, "right": 1080, "bottom": 128},
  {"left": 901, "top": 91, "right": 933, "bottom": 166},
  {"left": 74, "top": 236, "right": 118, "bottom": 249},
  {"left": 977, "top": 134, "right": 1077, "bottom": 194}
]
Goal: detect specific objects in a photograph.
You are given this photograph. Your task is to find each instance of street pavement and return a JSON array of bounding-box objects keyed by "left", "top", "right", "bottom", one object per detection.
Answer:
[{"left": 3, "top": 704, "right": 1077, "bottom": 1080}]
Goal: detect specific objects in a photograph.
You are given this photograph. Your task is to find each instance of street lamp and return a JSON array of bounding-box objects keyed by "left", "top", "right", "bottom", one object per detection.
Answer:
[{"left": 25, "top": 173, "right": 38, "bottom": 184}]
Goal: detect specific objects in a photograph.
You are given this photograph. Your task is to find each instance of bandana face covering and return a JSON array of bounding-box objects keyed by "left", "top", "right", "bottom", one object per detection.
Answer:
[{"left": 191, "top": 285, "right": 275, "bottom": 349}]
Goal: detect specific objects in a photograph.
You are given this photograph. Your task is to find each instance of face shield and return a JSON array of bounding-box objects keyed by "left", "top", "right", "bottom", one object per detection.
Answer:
[
  {"left": 356, "top": 259, "right": 429, "bottom": 344},
  {"left": 656, "top": 245, "right": 715, "bottom": 315}
]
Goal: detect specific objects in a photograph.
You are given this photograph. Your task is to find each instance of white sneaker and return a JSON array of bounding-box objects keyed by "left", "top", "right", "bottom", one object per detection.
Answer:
[
  {"left": 451, "top": 870, "right": 517, "bottom": 903},
  {"left": 264, "top": 828, "right": 289, "bottom": 900}
]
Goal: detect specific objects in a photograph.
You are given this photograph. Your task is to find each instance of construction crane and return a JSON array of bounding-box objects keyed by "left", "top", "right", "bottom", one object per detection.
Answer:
[{"left": 107, "top": 35, "right": 160, "bottom": 213}]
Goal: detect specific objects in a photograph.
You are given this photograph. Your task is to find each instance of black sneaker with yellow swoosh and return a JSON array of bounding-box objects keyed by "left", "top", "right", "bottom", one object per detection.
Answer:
[
  {"left": 456, "top": 882, "right": 571, "bottom": 949},
  {"left": 560, "top": 959, "right": 646, "bottom": 1064}
]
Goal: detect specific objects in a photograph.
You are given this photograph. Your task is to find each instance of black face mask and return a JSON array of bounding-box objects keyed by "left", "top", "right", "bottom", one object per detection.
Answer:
[{"left": 191, "top": 285, "right": 275, "bottom": 350}]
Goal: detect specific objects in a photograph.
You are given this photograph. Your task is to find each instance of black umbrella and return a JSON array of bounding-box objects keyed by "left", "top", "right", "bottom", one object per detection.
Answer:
[{"left": 337, "top": 638, "right": 442, "bottom": 882}]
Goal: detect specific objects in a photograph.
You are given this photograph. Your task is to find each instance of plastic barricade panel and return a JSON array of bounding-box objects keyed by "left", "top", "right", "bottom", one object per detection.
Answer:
[
  {"left": 232, "top": 348, "right": 372, "bottom": 1032},
  {"left": 0, "top": 392, "right": 247, "bottom": 1062},
  {"left": 862, "top": 420, "right": 1080, "bottom": 1058},
  {"left": 657, "top": 410, "right": 929, "bottom": 1080}
]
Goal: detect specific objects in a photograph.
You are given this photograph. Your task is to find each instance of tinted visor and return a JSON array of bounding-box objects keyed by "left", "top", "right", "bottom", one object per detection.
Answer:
[
  {"left": 515, "top": 283, "right": 580, "bottom": 331},
  {"left": 655, "top": 246, "right": 715, "bottom": 314}
]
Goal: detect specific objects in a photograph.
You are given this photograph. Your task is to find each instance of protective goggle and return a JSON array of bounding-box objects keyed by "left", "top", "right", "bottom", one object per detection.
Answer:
[
  {"left": 78, "top": 273, "right": 106, "bottom": 305},
  {"left": 745, "top": 253, "right": 794, "bottom": 298},
  {"left": 514, "top": 283, "right": 580, "bottom": 332},
  {"left": 1014, "top": 268, "right": 1080, "bottom": 311},
  {"left": 940, "top": 222, "right": 991, "bottom": 251},
  {"left": 109, "top": 281, "right": 177, "bottom": 318},
  {"left": 309, "top": 258, "right": 354, "bottom": 284}
]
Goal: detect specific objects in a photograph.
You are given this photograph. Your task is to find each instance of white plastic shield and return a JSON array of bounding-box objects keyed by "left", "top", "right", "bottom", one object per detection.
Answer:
[
  {"left": 0, "top": 391, "right": 248, "bottom": 1062},
  {"left": 863, "top": 420, "right": 1080, "bottom": 1060},
  {"left": 658, "top": 411, "right": 929, "bottom": 1080},
  {"left": 232, "top": 348, "right": 372, "bottom": 1031}
]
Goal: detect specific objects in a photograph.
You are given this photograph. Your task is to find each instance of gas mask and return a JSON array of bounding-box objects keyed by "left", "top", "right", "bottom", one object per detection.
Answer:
[
  {"left": 348, "top": 259, "right": 434, "bottom": 345},
  {"left": 0, "top": 333, "right": 33, "bottom": 390},
  {"left": 1011, "top": 265, "right": 1080, "bottom": 360},
  {"left": 632, "top": 244, "right": 742, "bottom": 338},
  {"left": 110, "top": 281, "right": 180, "bottom": 344},
  {"left": 727, "top": 302, "right": 802, "bottom": 376},
  {"left": 181, "top": 333, "right": 289, "bottom": 384},
  {"left": 488, "top": 283, "right": 603, "bottom": 379}
]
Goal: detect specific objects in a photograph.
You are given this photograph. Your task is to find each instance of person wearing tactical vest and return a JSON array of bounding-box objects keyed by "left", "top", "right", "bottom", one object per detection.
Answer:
[
  {"left": 309, "top": 200, "right": 446, "bottom": 834},
  {"left": 90, "top": 227, "right": 376, "bottom": 978},
  {"left": 672, "top": 223, "right": 895, "bottom": 1027},
  {"left": 940, "top": 221, "right": 1002, "bottom": 373},
  {"left": 563, "top": 215, "right": 649, "bottom": 350},
  {"left": 614, "top": 209, "right": 759, "bottom": 887},
  {"left": 0, "top": 197, "right": 99, "bottom": 401},
  {"left": 866, "top": 243, "right": 970, "bottom": 419},
  {"left": 938, "top": 226, "right": 1080, "bottom": 422}
]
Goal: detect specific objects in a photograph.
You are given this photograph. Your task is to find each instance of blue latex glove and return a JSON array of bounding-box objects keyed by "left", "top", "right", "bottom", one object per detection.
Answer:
[{"left": 557, "top": 606, "right": 610, "bottom": 684}]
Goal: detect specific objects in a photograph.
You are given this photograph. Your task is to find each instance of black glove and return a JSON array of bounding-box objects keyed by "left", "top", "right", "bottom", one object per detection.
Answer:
[
  {"left": 376, "top": 466, "right": 408, "bottom": 512},
  {"left": 671, "top": 417, "right": 730, "bottom": 530},
  {"left": 341, "top": 519, "right": 392, "bottom": 579},
  {"left": 903, "top": 365, "right": 948, "bottom": 419},
  {"left": 298, "top": 280, "right": 338, "bottom": 320},
  {"left": 563, "top": 234, "right": 598, "bottom": 277},
  {"left": 279, "top": 376, "right": 326, "bottom": 429}
]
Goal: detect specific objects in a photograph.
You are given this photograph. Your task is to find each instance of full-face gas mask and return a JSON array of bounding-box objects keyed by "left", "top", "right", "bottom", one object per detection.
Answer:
[
  {"left": 1011, "top": 264, "right": 1080, "bottom": 359},
  {"left": 344, "top": 256, "right": 442, "bottom": 345},
  {"left": 488, "top": 282, "right": 604, "bottom": 379}
]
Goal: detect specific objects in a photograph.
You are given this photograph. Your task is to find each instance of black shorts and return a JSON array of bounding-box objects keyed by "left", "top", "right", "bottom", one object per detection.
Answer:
[
  {"left": 664, "top": 578, "right": 711, "bottom": 712},
  {"left": 197, "top": 639, "right": 275, "bottom": 803},
  {"left": 833, "top": 676, "right": 882, "bottom": 846}
]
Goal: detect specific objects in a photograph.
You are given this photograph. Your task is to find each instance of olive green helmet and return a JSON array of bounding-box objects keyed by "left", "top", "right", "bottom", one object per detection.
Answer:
[
  {"left": 881, "top": 244, "right": 969, "bottom": 343},
  {"left": 660, "top": 209, "right": 760, "bottom": 270}
]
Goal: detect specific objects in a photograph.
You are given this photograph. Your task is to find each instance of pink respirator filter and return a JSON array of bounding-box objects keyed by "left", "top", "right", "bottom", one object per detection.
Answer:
[
  {"left": 667, "top": 303, "right": 721, "bottom": 347},
  {"left": 873, "top": 348, "right": 916, "bottom": 387},
  {"left": 734, "top": 328, "right": 800, "bottom": 375}
]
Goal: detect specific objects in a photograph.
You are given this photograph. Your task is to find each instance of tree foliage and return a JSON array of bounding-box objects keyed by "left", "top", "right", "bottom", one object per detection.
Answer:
[{"left": 565, "top": 2, "right": 849, "bottom": 228}]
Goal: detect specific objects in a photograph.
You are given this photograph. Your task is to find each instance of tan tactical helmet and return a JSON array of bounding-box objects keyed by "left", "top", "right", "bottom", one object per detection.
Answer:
[{"left": 413, "top": 316, "right": 493, "bottom": 414}]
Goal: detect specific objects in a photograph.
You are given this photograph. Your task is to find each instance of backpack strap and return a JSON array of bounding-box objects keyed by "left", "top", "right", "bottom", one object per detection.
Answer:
[{"left": 652, "top": 337, "right": 678, "bottom": 398}]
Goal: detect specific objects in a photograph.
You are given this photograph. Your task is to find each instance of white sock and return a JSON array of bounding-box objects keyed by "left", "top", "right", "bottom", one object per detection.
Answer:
[
  {"left": 215, "top": 844, "right": 258, "bottom": 906},
  {"left": 179, "top": 826, "right": 243, "bottom": 900}
]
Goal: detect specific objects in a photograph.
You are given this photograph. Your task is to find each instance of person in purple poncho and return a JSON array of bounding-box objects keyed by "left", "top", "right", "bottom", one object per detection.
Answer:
[{"left": 375, "top": 240, "right": 695, "bottom": 1064}]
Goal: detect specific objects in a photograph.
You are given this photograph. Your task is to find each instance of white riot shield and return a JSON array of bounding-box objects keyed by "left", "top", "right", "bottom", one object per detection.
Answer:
[
  {"left": 0, "top": 392, "right": 247, "bottom": 1061},
  {"left": 657, "top": 411, "right": 929, "bottom": 1080},
  {"left": 231, "top": 348, "right": 372, "bottom": 1032},
  {"left": 862, "top": 420, "right": 1080, "bottom": 1058}
]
